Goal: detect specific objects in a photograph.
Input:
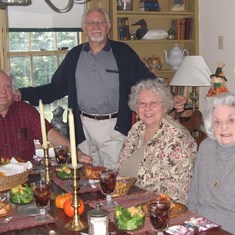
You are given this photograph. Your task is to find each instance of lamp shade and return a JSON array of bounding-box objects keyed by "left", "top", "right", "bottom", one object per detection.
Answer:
[{"left": 169, "top": 56, "right": 211, "bottom": 87}]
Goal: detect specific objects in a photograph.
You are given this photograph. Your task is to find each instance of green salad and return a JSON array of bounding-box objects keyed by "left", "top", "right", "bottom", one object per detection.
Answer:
[
  {"left": 10, "top": 184, "right": 33, "bottom": 204},
  {"left": 55, "top": 165, "right": 72, "bottom": 179},
  {"left": 114, "top": 205, "right": 145, "bottom": 231}
]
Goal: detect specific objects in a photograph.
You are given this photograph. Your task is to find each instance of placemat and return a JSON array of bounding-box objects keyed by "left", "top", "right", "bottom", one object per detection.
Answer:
[
  {"left": 52, "top": 174, "right": 99, "bottom": 194},
  {"left": 88, "top": 191, "right": 157, "bottom": 212},
  {"left": 0, "top": 211, "right": 55, "bottom": 234},
  {"left": 87, "top": 191, "right": 204, "bottom": 235}
]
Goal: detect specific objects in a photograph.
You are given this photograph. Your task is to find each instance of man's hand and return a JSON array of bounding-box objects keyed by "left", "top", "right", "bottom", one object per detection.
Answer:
[
  {"left": 77, "top": 149, "right": 92, "bottom": 164},
  {"left": 173, "top": 95, "right": 186, "bottom": 113},
  {"left": 13, "top": 89, "right": 22, "bottom": 101}
]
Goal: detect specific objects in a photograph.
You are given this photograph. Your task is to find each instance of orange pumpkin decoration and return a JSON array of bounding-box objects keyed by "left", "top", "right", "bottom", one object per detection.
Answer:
[
  {"left": 55, "top": 193, "right": 73, "bottom": 209},
  {"left": 63, "top": 198, "right": 85, "bottom": 217}
]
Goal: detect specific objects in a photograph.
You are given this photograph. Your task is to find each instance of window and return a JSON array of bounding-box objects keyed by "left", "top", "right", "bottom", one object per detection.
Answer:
[{"left": 8, "top": 28, "right": 82, "bottom": 121}]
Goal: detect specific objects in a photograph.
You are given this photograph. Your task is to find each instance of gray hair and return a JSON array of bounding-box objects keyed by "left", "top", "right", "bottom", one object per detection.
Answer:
[
  {"left": 81, "top": 8, "right": 111, "bottom": 26},
  {"left": 0, "top": 70, "right": 15, "bottom": 91},
  {"left": 204, "top": 92, "right": 235, "bottom": 139},
  {"left": 128, "top": 78, "right": 174, "bottom": 112}
]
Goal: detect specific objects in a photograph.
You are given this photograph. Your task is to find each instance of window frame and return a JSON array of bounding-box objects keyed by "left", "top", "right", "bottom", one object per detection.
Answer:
[{"left": 8, "top": 28, "right": 83, "bottom": 121}]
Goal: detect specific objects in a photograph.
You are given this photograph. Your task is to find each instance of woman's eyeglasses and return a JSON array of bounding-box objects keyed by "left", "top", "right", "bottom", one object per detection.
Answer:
[{"left": 137, "top": 101, "right": 162, "bottom": 109}]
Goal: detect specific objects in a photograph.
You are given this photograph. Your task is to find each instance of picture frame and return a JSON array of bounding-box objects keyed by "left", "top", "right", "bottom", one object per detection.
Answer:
[{"left": 169, "top": 0, "right": 187, "bottom": 12}]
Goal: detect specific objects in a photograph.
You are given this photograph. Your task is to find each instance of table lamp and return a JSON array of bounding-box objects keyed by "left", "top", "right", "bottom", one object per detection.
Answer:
[{"left": 169, "top": 56, "right": 211, "bottom": 112}]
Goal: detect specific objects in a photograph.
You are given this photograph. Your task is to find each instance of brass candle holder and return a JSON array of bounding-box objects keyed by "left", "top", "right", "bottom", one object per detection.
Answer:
[
  {"left": 43, "top": 147, "right": 52, "bottom": 182},
  {"left": 65, "top": 164, "right": 88, "bottom": 231}
]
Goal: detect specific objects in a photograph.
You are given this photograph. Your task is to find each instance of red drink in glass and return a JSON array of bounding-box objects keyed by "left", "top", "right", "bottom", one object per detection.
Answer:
[
  {"left": 98, "top": 169, "right": 118, "bottom": 208},
  {"left": 148, "top": 201, "right": 171, "bottom": 233},
  {"left": 32, "top": 181, "right": 51, "bottom": 208},
  {"left": 99, "top": 170, "right": 117, "bottom": 194},
  {"left": 54, "top": 145, "right": 69, "bottom": 164}
]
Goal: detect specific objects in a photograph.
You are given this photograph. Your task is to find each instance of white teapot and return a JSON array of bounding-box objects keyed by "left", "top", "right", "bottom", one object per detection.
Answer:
[{"left": 164, "top": 43, "right": 189, "bottom": 70}]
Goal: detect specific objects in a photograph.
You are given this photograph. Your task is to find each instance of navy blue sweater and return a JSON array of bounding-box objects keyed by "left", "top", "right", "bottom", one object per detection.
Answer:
[{"left": 20, "top": 40, "right": 155, "bottom": 145}]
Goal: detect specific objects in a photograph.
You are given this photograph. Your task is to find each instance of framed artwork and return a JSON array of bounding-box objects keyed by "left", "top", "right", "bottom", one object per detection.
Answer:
[{"left": 169, "top": 0, "right": 187, "bottom": 11}]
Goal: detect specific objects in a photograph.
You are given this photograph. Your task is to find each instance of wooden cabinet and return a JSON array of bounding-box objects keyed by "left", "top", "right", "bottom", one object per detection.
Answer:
[{"left": 108, "top": 0, "right": 199, "bottom": 81}]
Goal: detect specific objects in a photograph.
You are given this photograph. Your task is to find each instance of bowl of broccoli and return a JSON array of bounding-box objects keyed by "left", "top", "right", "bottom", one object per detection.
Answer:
[
  {"left": 114, "top": 205, "right": 145, "bottom": 231},
  {"left": 9, "top": 184, "right": 33, "bottom": 204}
]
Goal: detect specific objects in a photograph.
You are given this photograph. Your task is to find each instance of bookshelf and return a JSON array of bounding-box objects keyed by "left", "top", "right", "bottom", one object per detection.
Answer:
[
  {"left": 86, "top": 0, "right": 199, "bottom": 116},
  {"left": 109, "top": 0, "right": 199, "bottom": 81}
]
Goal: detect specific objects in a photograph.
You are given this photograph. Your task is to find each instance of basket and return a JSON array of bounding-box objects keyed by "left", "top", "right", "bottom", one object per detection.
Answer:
[
  {"left": 0, "top": 167, "right": 33, "bottom": 192},
  {"left": 112, "top": 176, "right": 137, "bottom": 197}
]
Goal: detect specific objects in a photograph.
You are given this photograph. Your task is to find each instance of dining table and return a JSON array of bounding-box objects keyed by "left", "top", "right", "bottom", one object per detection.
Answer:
[{"left": 0, "top": 162, "right": 233, "bottom": 235}]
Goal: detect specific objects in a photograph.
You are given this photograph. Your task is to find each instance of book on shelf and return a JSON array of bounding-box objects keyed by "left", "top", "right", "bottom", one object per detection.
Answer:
[
  {"left": 139, "top": 0, "right": 160, "bottom": 11},
  {"left": 171, "top": 18, "right": 193, "bottom": 40},
  {"left": 118, "top": 17, "right": 130, "bottom": 40}
]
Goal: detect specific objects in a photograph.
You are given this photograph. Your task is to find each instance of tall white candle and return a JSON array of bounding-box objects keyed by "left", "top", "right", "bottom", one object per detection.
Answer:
[
  {"left": 39, "top": 99, "right": 48, "bottom": 149},
  {"left": 68, "top": 108, "right": 77, "bottom": 168}
]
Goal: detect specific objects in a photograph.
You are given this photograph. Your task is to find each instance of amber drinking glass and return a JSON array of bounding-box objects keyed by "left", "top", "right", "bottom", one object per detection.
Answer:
[
  {"left": 31, "top": 181, "right": 52, "bottom": 220},
  {"left": 54, "top": 145, "right": 69, "bottom": 164},
  {"left": 98, "top": 169, "right": 118, "bottom": 208},
  {"left": 148, "top": 201, "right": 172, "bottom": 235}
]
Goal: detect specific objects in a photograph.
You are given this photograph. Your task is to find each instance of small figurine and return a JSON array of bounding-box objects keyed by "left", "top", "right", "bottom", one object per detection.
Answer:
[
  {"left": 206, "top": 63, "right": 229, "bottom": 97},
  {"left": 51, "top": 106, "right": 68, "bottom": 137},
  {"left": 143, "top": 55, "right": 163, "bottom": 73},
  {"left": 132, "top": 19, "right": 168, "bottom": 40}
]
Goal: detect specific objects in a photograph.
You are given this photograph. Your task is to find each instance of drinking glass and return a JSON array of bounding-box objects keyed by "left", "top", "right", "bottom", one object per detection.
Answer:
[
  {"left": 31, "top": 181, "right": 52, "bottom": 221},
  {"left": 98, "top": 169, "right": 118, "bottom": 208},
  {"left": 54, "top": 145, "right": 69, "bottom": 164},
  {"left": 148, "top": 200, "right": 172, "bottom": 235}
]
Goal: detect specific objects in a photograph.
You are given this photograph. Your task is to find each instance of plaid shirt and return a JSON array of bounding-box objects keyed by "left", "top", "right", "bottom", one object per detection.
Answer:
[{"left": 0, "top": 101, "right": 52, "bottom": 160}]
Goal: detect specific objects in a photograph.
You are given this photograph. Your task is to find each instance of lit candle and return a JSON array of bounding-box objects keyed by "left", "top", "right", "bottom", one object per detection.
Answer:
[
  {"left": 68, "top": 108, "right": 77, "bottom": 168},
  {"left": 39, "top": 99, "right": 48, "bottom": 149}
]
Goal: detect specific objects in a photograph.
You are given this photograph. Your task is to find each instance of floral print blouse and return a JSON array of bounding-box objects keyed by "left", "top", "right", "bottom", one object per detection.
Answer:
[{"left": 117, "top": 115, "right": 197, "bottom": 205}]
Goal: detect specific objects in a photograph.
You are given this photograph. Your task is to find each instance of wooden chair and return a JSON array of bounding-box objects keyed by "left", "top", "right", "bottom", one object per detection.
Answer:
[{"left": 180, "top": 110, "right": 207, "bottom": 147}]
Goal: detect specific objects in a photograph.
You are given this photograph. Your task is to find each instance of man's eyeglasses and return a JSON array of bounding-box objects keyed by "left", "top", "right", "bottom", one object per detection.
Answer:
[
  {"left": 137, "top": 101, "right": 162, "bottom": 109},
  {"left": 85, "top": 20, "right": 107, "bottom": 27}
]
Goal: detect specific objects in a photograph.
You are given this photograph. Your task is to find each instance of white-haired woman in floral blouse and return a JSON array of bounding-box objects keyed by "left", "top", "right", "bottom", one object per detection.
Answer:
[{"left": 117, "top": 78, "right": 197, "bottom": 205}]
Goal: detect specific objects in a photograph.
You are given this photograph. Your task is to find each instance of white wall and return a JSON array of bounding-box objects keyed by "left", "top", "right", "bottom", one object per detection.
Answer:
[
  {"left": 199, "top": 0, "right": 235, "bottom": 112},
  {"left": 8, "top": 0, "right": 85, "bottom": 28}
]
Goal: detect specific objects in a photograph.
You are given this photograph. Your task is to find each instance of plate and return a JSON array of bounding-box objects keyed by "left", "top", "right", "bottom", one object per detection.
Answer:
[
  {"left": 170, "top": 202, "right": 187, "bottom": 218},
  {"left": 17, "top": 204, "right": 49, "bottom": 216},
  {"left": 0, "top": 203, "right": 16, "bottom": 218},
  {"left": 83, "top": 166, "right": 106, "bottom": 180},
  {"left": 141, "top": 201, "right": 187, "bottom": 218}
]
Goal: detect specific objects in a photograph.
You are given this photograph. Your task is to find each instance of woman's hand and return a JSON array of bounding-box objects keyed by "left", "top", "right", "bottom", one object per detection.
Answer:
[{"left": 173, "top": 95, "right": 186, "bottom": 112}]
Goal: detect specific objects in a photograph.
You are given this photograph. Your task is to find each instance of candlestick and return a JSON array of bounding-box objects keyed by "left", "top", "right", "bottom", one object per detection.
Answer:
[
  {"left": 65, "top": 164, "right": 87, "bottom": 231},
  {"left": 39, "top": 99, "right": 48, "bottom": 149},
  {"left": 68, "top": 109, "right": 77, "bottom": 168}
]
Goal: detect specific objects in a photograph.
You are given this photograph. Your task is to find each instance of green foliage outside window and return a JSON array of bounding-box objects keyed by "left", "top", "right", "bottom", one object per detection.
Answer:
[{"left": 8, "top": 28, "right": 81, "bottom": 121}]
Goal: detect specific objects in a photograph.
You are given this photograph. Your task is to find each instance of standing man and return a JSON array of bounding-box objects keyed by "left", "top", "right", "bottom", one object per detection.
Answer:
[{"left": 14, "top": 8, "right": 185, "bottom": 169}]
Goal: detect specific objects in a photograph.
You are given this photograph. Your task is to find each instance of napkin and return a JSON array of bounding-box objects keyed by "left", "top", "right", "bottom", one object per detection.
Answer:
[
  {"left": 35, "top": 148, "right": 55, "bottom": 158},
  {"left": 0, "top": 157, "right": 33, "bottom": 176}
]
